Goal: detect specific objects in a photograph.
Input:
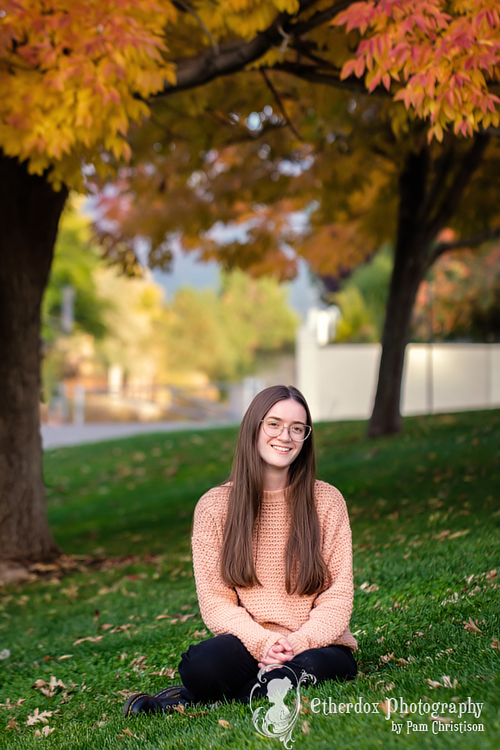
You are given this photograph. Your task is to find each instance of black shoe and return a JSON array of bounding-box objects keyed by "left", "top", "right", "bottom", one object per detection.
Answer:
[
  {"left": 124, "top": 693, "right": 163, "bottom": 717},
  {"left": 124, "top": 685, "right": 190, "bottom": 717}
]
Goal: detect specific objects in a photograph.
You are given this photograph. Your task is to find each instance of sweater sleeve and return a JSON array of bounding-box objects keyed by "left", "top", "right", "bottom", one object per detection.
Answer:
[
  {"left": 191, "top": 491, "right": 285, "bottom": 662},
  {"left": 286, "top": 485, "right": 355, "bottom": 654}
]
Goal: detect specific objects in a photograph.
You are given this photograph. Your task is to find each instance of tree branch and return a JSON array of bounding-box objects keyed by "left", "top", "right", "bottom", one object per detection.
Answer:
[
  {"left": 289, "top": 43, "right": 340, "bottom": 71},
  {"left": 152, "top": 0, "right": 356, "bottom": 98},
  {"left": 289, "top": 0, "right": 354, "bottom": 36},
  {"left": 174, "top": 0, "right": 219, "bottom": 56},
  {"left": 417, "top": 144, "right": 454, "bottom": 226},
  {"left": 260, "top": 69, "right": 302, "bottom": 141},
  {"left": 425, "top": 133, "right": 491, "bottom": 241},
  {"left": 427, "top": 226, "right": 500, "bottom": 267},
  {"left": 271, "top": 60, "right": 391, "bottom": 96}
]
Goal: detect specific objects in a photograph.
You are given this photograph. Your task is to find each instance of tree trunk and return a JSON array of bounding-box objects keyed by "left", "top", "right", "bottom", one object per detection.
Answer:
[
  {"left": 367, "top": 148, "right": 430, "bottom": 437},
  {"left": 367, "top": 135, "right": 490, "bottom": 437},
  {"left": 0, "top": 154, "right": 68, "bottom": 561}
]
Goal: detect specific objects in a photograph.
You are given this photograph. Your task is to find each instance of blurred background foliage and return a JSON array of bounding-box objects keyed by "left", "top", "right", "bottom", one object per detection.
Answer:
[
  {"left": 41, "top": 203, "right": 299, "bottom": 401},
  {"left": 324, "top": 241, "right": 500, "bottom": 345},
  {"left": 42, "top": 200, "right": 500, "bottom": 406}
]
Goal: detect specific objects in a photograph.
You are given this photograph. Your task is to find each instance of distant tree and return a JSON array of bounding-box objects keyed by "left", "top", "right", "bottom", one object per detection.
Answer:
[
  {"left": 162, "top": 270, "right": 299, "bottom": 381},
  {"left": 42, "top": 205, "right": 108, "bottom": 345},
  {"left": 327, "top": 246, "right": 392, "bottom": 342},
  {"left": 412, "top": 244, "right": 500, "bottom": 343}
]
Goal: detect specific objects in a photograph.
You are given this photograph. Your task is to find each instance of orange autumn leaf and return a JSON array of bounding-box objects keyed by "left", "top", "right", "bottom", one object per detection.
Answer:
[
  {"left": 334, "top": 0, "right": 500, "bottom": 141},
  {"left": 0, "top": 0, "right": 302, "bottom": 190}
]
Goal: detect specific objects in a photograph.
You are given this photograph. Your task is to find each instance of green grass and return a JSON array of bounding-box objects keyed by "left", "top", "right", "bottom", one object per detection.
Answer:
[{"left": 1, "top": 410, "right": 499, "bottom": 749}]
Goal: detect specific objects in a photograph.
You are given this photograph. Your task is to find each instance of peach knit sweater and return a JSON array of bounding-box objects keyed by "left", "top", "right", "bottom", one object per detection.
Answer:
[{"left": 191, "top": 479, "right": 357, "bottom": 662}]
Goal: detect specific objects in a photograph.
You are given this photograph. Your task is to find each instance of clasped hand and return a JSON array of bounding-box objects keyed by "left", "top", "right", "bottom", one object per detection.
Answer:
[{"left": 258, "top": 637, "right": 294, "bottom": 669}]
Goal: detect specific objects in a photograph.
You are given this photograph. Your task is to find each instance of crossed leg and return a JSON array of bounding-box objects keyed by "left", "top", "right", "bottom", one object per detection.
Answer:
[{"left": 178, "top": 633, "right": 357, "bottom": 704}]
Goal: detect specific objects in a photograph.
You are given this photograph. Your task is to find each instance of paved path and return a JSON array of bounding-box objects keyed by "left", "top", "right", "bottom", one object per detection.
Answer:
[{"left": 41, "top": 419, "right": 236, "bottom": 449}]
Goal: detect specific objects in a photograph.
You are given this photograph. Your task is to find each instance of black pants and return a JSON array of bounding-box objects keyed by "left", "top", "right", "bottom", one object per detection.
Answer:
[{"left": 177, "top": 633, "right": 357, "bottom": 704}]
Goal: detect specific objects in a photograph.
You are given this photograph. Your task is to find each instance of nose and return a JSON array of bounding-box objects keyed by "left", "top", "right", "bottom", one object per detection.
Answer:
[{"left": 278, "top": 425, "right": 293, "bottom": 440}]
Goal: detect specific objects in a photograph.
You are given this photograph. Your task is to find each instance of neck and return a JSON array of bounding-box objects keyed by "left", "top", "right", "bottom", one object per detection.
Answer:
[{"left": 262, "top": 466, "right": 289, "bottom": 492}]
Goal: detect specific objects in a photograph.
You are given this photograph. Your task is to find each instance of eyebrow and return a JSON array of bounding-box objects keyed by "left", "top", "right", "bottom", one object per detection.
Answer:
[{"left": 266, "top": 415, "right": 307, "bottom": 425}]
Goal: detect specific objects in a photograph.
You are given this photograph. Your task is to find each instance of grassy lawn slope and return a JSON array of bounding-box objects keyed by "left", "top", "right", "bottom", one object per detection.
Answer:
[{"left": 1, "top": 410, "right": 499, "bottom": 749}]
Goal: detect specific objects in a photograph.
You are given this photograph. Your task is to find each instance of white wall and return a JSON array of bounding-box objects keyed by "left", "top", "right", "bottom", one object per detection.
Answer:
[{"left": 297, "top": 326, "right": 500, "bottom": 422}]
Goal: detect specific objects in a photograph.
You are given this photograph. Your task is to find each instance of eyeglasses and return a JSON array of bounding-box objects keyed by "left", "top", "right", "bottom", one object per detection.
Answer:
[{"left": 261, "top": 417, "right": 312, "bottom": 442}]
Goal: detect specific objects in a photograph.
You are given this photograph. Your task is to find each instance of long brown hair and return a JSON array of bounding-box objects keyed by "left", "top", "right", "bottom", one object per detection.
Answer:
[{"left": 220, "top": 385, "right": 331, "bottom": 596}]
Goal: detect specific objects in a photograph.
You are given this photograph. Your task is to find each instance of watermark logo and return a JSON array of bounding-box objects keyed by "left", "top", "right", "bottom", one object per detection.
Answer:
[{"left": 250, "top": 665, "right": 316, "bottom": 748}]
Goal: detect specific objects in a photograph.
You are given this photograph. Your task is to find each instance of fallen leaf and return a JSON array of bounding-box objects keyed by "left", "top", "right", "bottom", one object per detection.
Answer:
[
  {"left": 26, "top": 708, "right": 53, "bottom": 726},
  {"left": 379, "top": 653, "right": 395, "bottom": 664},
  {"left": 218, "top": 719, "right": 231, "bottom": 729},
  {"left": 435, "top": 530, "right": 451, "bottom": 540},
  {"left": 464, "top": 617, "right": 482, "bottom": 633},
  {"left": 34, "top": 726, "right": 55, "bottom": 737},
  {"left": 73, "top": 636, "right": 103, "bottom": 646},
  {"left": 173, "top": 705, "right": 209, "bottom": 718},
  {"left": 32, "top": 676, "right": 67, "bottom": 698},
  {"left": 374, "top": 679, "right": 394, "bottom": 693},
  {"left": 110, "top": 625, "right": 134, "bottom": 634},
  {"left": 156, "top": 615, "right": 170, "bottom": 620},
  {"left": 448, "top": 530, "right": 470, "bottom": 540},
  {"left": 360, "top": 582, "right": 379, "bottom": 592},
  {"left": 0, "top": 698, "right": 26, "bottom": 710},
  {"left": 192, "top": 630, "right": 207, "bottom": 638},
  {"left": 147, "top": 667, "right": 176, "bottom": 678},
  {"left": 118, "top": 727, "right": 140, "bottom": 739},
  {"left": 129, "top": 656, "right": 147, "bottom": 669},
  {"left": 425, "top": 679, "right": 443, "bottom": 689},
  {"left": 491, "top": 637, "right": 500, "bottom": 650},
  {"left": 486, "top": 570, "right": 497, "bottom": 580},
  {"left": 431, "top": 716, "right": 452, "bottom": 724},
  {"left": 378, "top": 700, "right": 389, "bottom": 715},
  {"left": 57, "top": 655, "right": 73, "bottom": 661},
  {"left": 5, "top": 716, "right": 20, "bottom": 732},
  {"left": 302, "top": 720, "right": 310, "bottom": 734},
  {"left": 180, "top": 612, "right": 199, "bottom": 623},
  {"left": 426, "top": 676, "right": 458, "bottom": 689}
]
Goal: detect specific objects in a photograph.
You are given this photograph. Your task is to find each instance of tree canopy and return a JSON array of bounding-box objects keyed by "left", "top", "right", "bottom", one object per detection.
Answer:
[
  {"left": 4, "top": 0, "right": 500, "bottom": 193},
  {"left": 2, "top": 0, "right": 500, "bottom": 563},
  {"left": 336, "top": 1, "right": 500, "bottom": 141},
  {"left": 0, "top": 0, "right": 306, "bottom": 189}
]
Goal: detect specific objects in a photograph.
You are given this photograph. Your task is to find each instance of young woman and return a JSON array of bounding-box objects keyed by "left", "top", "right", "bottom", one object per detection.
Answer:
[{"left": 125, "top": 385, "right": 357, "bottom": 716}]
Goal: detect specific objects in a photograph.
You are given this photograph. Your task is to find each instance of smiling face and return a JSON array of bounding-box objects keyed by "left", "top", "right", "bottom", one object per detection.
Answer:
[{"left": 257, "top": 398, "right": 308, "bottom": 489}]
